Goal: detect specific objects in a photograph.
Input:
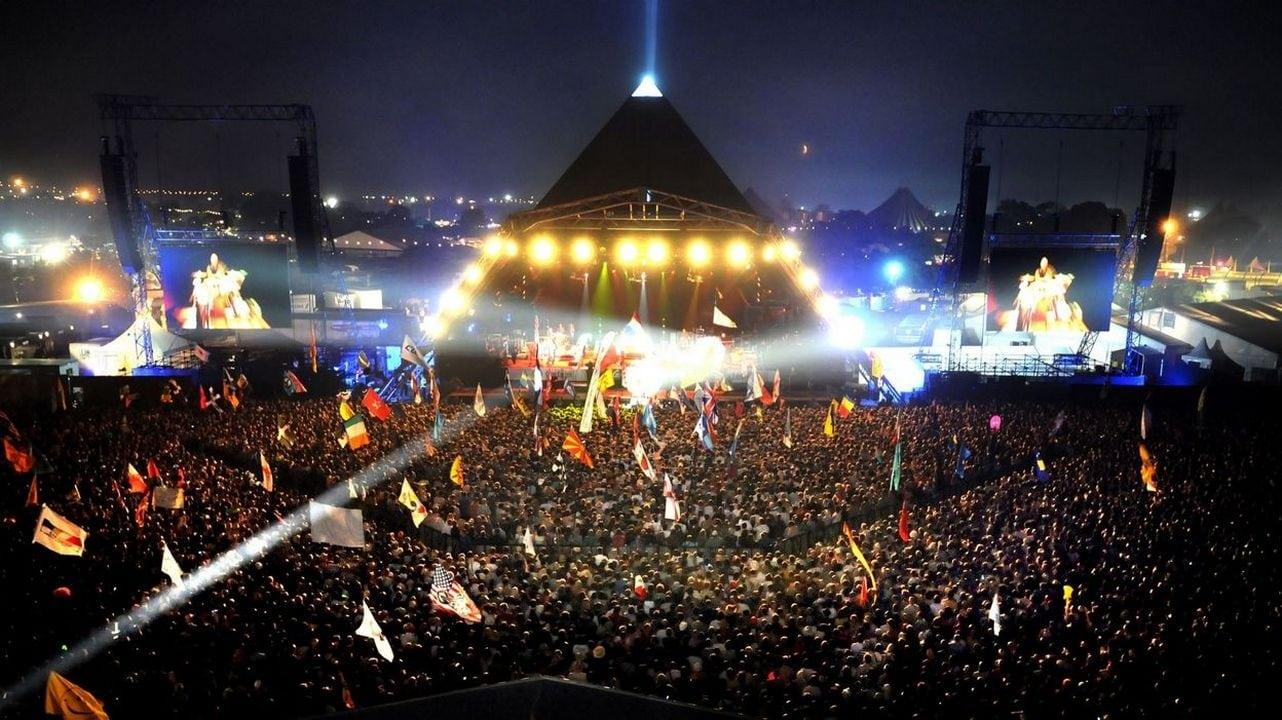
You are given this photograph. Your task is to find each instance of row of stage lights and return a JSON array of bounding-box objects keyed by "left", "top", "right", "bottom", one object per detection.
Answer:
[
  {"left": 482, "top": 235, "right": 804, "bottom": 271},
  {"left": 424, "top": 235, "right": 822, "bottom": 340}
]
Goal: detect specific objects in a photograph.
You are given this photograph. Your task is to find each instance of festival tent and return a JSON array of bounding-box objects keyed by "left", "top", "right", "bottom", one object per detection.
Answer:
[{"left": 69, "top": 314, "right": 199, "bottom": 376}]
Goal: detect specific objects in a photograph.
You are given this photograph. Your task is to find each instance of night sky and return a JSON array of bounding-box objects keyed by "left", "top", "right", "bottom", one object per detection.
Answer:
[{"left": 2, "top": 1, "right": 1279, "bottom": 216}]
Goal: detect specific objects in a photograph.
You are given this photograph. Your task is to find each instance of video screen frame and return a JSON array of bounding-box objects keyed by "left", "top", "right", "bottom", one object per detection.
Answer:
[
  {"left": 986, "top": 244, "right": 1119, "bottom": 333},
  {"left": 156, "top": 242, "right": 292, "bottom": 330}
]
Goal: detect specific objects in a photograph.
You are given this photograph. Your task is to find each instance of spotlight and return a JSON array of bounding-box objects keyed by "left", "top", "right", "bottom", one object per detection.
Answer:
[
  {"left": 503, "top": 239, "right": 519, "bottom": 257},
  {"left": 727, "top": 240, "right": 751, "bottom": 268},
  {"left": 462, "top": 263, "right": 483, "bottom": 285},
  {"left": 616, "top": 239, "right": 639, "bottom": 266},
  {"left": 762, "top": 244, "right": 778, "bottom": 262},
  {"left": 646, "top": 238, "right": 669, "bottom": 266},
  {"left": 815, "top": 293, "right": 838, "bottom": 318},
  {"left": 440, "top": 288, "right": 467, "bottom": 316},
  {"left": 827, "top": 314, "right": 865, "bottom": 350},
  {"left": 687, "top": 240, "right": 711, "bottom": 268},
  {"left": 40, "top": 243, "right": 69, "bottom": 264},
  {"left": 571, "top": 237, "right": 596, "bottom": 265},
  {"left": 883, "top": 259, "right": 905, "bottom": 283},
  {"left": 780, "top": 240, "right": 801, "bottom": 261},
  {"left": 798, "top": 266, "right": 819, "bottom": 290},
  {"left": 529, "top": 236, "right": 557, "bottom": 265},
  {"left": 74, "top": 277, "right": 104, "bottom": 303},
  {"left": 422, "top": 314, "right": 447, "bottom": 339},
  {"left": 483, "top": 236, "right": 502, "bottom": 257},
  {"left": 1161, "top": 218, "right": 1179, "bottom": 236}
]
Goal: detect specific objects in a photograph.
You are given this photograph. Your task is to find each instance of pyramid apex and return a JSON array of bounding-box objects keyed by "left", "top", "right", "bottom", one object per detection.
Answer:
[{"left": 632, "top": 75, "right": 662, "bottom": 98}]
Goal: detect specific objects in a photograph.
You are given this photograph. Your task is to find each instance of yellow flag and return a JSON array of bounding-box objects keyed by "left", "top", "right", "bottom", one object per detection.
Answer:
[
  {"left": 45, "top": 672, "right": 109, "bottom": 720},
  {"left": 823, "top": 401, "right": 835, "bottom": 437},
  {"left": 841, "top": 522, "right": 876, "bottom": 590},
  {"left": 449, "top": 456, "right": 465, "bottom": 488},
  {"left": 339, "top": 400, "right": 355, "bottom": 421},
  {"left": 839, "top": 397, "right": 855, "bottom": 415},
  {"left": 599, "top": 368, "right": 615, "bottom": 391}
]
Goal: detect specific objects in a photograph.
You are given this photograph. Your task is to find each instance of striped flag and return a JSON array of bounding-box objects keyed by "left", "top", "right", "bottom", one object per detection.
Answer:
[
  {"left": 562, "top": 429, "right": 594, "bottom": 468},
  {"left": 343, "top": 415, "right": 370, "bottom": 450},
  {"left": 260, "top": 451, "right": 273, "bottom": 491},
  {"left": 33, "top": 505, "right": 87, "bottom": 556}
]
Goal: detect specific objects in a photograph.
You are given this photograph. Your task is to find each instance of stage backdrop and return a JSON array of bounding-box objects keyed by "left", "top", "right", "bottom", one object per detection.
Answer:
[
  {"left": 157, "top": 243, "right": 291, "bottom": 330},
  {"left": 986, "top": 246, "right": 1116, "bottom": 332}
]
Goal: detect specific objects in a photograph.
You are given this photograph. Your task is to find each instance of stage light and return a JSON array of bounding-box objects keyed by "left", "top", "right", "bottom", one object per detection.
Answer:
[
  {"left": 462, "top": 263, "right": 483, "bottom": 285},
  {"left": 2, "top": 232, "right": 21, "bottom": 249},
  {"left": 422, "top": 314, "right": 447, "bottom": 339},
  {"left": 727, "top": 240, "right": 751, "bottom": 268},
  {"left": 440, "top": 288, "right": 467, "bottom": 316},
  {"left": 883, "top": 259, "right": 905, "bottom": 283},
  {"left": 1161, "top": 218, "right": 1179, "bottom": 236},
  {"left": 646, "top": 238, "right": 669, "bottom": 265},
  {"left": 762, "top": 244, "right": 778, "bottom": 262},
  {"left": 74, "top": 277, "right": 104, "bottom": 303},
  {"left": 815, "top": 293, "right": 838, "bottom": 318},
  {"left": 324, "top": 196, "right": 338, "bottom": 209},
  {"left": 503, "top": 239, "right": 519, "bottom": 257},
  {"left": 781, "top": 240, "right": 801, "bottom": 261},
  {"left": 483, "top": 236, "right": 503, "bottom": 257},
  {"left": 798, "top": 266, "right": 819, "bottom": 290},
  {"left": 74, "top": 187, "right": 95, "bottom": 203},
  {"left": 40, "top": 243, "right": 68, "bottom": 264},
  {"left": 529, "top": 236, "right": 557, "bottom": 265},
  {"left": 687, "top": 240, "right": 711, "bottom": 267},
  {"left": 827, "top": 314, "right": 865, "bottom": 350},
  {"left": 616, "top": 239, "right": 639, "bottom": 266},
  {"left": 571, "top": 237, "right": 596, "bottom": 265}
]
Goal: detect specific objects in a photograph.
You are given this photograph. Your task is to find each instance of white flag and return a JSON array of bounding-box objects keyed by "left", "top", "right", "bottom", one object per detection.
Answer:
[
  {"left": 663, "top": 474, "right": 681, "bottom": 522},
  {"left": 356, "top": 600, "right": 395, "bottom": 660},
  {"left": 32, "top": 505, "right": 87, "bottom": 556},
  {"left": 712, "top": 305, "right": 738, "bottom": 329},
  {"left": 522, "top": 526, "right": 536, "bottom": 557},
  {"left": 308, "top": 501, "right": 366, "bottom": 548},
  {"left": 473, "top": 383, "right": 487, "bottom": 417},
  {"left": 988, "top": 590, "right": 1002, "bottom": 636},
  {"left": 161, "top": 541, "right": 184, "bottom": 587},
  {"left": 398, "top": 479, "right": 429, "bottom": 527},
  {"left": 401, "top": 335, "right": 426, "bottom": 367}
]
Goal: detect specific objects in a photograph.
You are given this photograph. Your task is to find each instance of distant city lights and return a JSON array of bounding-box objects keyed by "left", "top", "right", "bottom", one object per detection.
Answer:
[{"left": 324, "top": 196, "right": 339, "bottom": 209}]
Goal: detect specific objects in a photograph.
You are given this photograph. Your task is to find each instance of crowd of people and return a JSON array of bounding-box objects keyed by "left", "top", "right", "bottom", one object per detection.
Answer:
[{"left": 1, "top": 381, "right": 1278, "bottom": 718}]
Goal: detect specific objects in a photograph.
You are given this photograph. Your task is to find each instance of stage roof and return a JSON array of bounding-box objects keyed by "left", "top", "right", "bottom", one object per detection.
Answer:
[
  {"left": 1173, "top": 295, "right": 1282, "bottom": 354},
  {"left": 536, "top": 93, "right": 755, "bottom": 215}
]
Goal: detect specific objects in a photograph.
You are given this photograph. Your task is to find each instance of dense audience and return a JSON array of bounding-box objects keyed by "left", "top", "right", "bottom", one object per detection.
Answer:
[{"left": 1, "top": 383, "right": 1278, "bottom": 718}]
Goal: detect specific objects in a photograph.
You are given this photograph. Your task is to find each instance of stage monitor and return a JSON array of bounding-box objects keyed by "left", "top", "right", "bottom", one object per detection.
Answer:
[
  {"left": 986, "top": 246, "right": 1117, "bottom": 333},
  {"left": 157, "top": 243, "right": 291, "bottom": 330}
]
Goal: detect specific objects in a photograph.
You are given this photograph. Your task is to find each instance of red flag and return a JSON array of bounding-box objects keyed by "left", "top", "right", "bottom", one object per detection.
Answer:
[
  {"left": 3, "top": 436, "right": 34, "bottom": 474},
  {"left": 562, "top": 429, "right": 594, "bottom": 469},
  {"left": 134, "top": 494, "right": 149, "bottom": 527},
  {"left": 633, "top": 574, "right": 647, "bottom": 600},
  {"left": 146, "top": 458, "right": 161, "bottom": 480},
  {"left": 898, "top": 503, "right": 911, "bottom": 543},
  {"left": 176, "top": 467, "right": 186, "bottom": 487},
  {"left": 857, "top": 576, "right": 869, "bottom": 608},
  {"left": 198, "top": 385, "right": 210, "bottom": 410},
  {"left": 126, "top": 463, "right": 148, "bottom": 494},
  {"left": 260, "top": 451, "right": 274, "bottom": 492},
  {"left": 598, "top": 342, "right": 621, "bottom": 371},
  {"left": 25, "top": 476, "right": 38, "bottom": 507},
  {"left": 361, "top": 389, "right": 392, "bottom": 421}
]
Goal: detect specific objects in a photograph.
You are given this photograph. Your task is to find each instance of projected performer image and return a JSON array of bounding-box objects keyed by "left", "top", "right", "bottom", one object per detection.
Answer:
[
  {"left": 995, "top": 256, "right": 1089, "bottom": 333},
  {"left": 176, "top": 252, "right": 271, "bottom": 329}
]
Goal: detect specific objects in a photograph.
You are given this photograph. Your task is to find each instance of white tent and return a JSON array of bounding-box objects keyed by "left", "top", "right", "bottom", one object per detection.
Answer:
[{"left": 69, "top": 314, "right": 197, "bottom": 375}]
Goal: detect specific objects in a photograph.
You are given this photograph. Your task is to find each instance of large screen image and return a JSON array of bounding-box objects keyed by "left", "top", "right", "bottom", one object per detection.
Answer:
[
  {"left": 986, "top": 246, "right": 1117, "bottom": 332},
  {"left": 157, "top": 243, "right": 291, "bottom": 330}
]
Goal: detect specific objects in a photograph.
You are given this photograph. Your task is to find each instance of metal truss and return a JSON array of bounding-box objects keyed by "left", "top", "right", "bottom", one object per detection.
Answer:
[{"left": 502, "top": 188, "right": 776, "bottom": 236}]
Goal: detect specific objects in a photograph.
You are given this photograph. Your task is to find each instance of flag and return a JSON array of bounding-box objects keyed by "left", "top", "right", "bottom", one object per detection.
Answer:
[
  {"left": 889, "top": 441, "right": 902, "bottom": 491},
  {"left": 432, "top": 409, "right": 444, "bottom": 443},
  {"left": 1139, "top": 442, "right": 1158, "bottom": 492},
  {"left": 841, "top": 522, "right": 876, "bottom": 590},
  {"left": 988, "top": 591, "right": 1001, "bottom": 636},
  {"left": 4, "top": 435, "right": 35, "bottom": 474},
  {"left": 361, "top": 389, "right": 392, "bottom": 421},
  {"left": 562, "top": 429, "right": 594, "bottom": 468},
  {"left": 599, "top": 367, "right": 616, "bottom": 391},
  {"left": 823, "top": 402, "right": 835, "bottom": 437},
  {"left": 712, "top": 305, "right": 737, "bottom": 328},
  {"left": 198, "top": 384, "right": 210, "bottom": 409},
  {"left": 192, "top": 344, "right": 210, "bottom": 363},
  {"left": 308, "top": 501, "right": 366, "bottom": 548},
  {"left": 277, "top": 421, "right": 294, "bottom": 449},
  {"left": 522, "top": 526, "right": 536, "bottom": 557},
  {"left": 747, "top": 369, "right": 764, "bottom": 402},
  {"left": 339, "top": 672, "right": 357, "bottom": 711},
  {"left": 508, "top": 376, "right": 529, "bottom": 416},
  {"left": 633, "top": 439, "right": 656, "bottom": 480},
  {"left": 641, "top": 400, "right": 658, "bottom": 439},
  {"left": 1063, "top": 584, "right": 1074, "bottom": 618},
  {"left": 126, "top": 463, "right": 148, "bottom": 494},
  {"left": 449, "top": 455, "right": 465, "bottom": 487},
  {"left": 33, "top": 505, "right": 88, "bottom": 556},
  {"left": 607, "top": 394, "right": 621, "bottom": 429},
  {"left": 898, "top": 503, "right": 911, "bottom": 542},
  {"left": 338, "top": 397, "right": 355, "bottom": 421},
  {"left": 770, "top": 369, "right": 781, "bottom": 405},
  {"left": 857, "top": 576, "right": 869, "bottom": 608},
  {"left": 161, "top": 541, "right": 184, "bottom": 586},
  {"left": 348, "top": 478, "right": 359, "bottom": 499},
  {"left": 473, "top": 383, "right": 486, "bottom": 417},
  {"left": 401, "top": 335, "right": 427, "bottom": 367},
  {"left": 357, "top": 350, "right": 371, "bottom": 371},
  {"left": 343, "top": 415, "right": 370, "bottom": 450},
  {"left": 44, "top": 672, "right": 108, "bottom": 720},
  {"left": 146, "top": 458, "right": 161, "bottom": 480},
  {"left": 1140, "top": 402, "right": 1153, "bottom": 441},
  {"left": 424, "top": 434, "right": 438, "bottom": 458},
  {"left": 356, "top": 601, "right": 395, "bottom": 661},
  {"left": 1033, "top": 453, "right": 1050, "bottom": 481},
  {"left": 954, "top": 444, "right": 972, "bottom": 479},
  {"left": 663, "top": 474, "right": 681, "bottom": 522},
  {"left": 430, "top": 566, "right": 481, "bottom": 623},
  {"left": 260, "top": 451, "right": 273, "bottom": 491},
  {"left": 837, "top": 397, "right": 855, "bottom": 418},
  {"left": 152, "top": 487, "right": 185, "bottom": 509},
  {"left": 782, "top": 407, "right": 793, "bottom": 448},
  {"left": 134, "top": 494, "right": 148, "bottom": 527},
  {"left": 728, "top": 418, "right": 744, "bottom": 457},
  {"left": 310, "top": 323, "right": 319, "bottom": 373},
  {"left": 236, "top": 373, "right": 250, "bottom": 394},
  {"left": 1050, "top": 410, "right": 1066, "bottom": 437},
  {"left": 398, "top": 479, "right": 429, "bottom": 527},
  {"left": 532, "top": 359, "right": 544, "bottom": 408},
  {"left": 633, "top": 574, "right": 648, "bottom": 600},
  {"left": 26, "top": 475, "right": 38, "bottom": 507},
  {"left": 410, "top": 373, "right": 423, "bottom": 405},
  {"left": 284, "top": 370, "right": 307, "bottom": 395},
  {"left": 1197, "top": 385, "right": 1208, "bottom": 426}
]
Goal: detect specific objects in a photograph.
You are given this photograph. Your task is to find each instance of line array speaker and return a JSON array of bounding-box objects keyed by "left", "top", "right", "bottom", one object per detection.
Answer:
[{"left": 956, "top": 163, "right": 991, "bottom": 284}]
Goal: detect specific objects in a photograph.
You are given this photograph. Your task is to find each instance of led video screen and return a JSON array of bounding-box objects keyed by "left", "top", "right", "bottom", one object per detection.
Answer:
[
  {"left": 157, "top": 243, "right": 291, "bottom": 330},
  {"left": 986, "top": 246, "right": 1117, "bottom": 332}
]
